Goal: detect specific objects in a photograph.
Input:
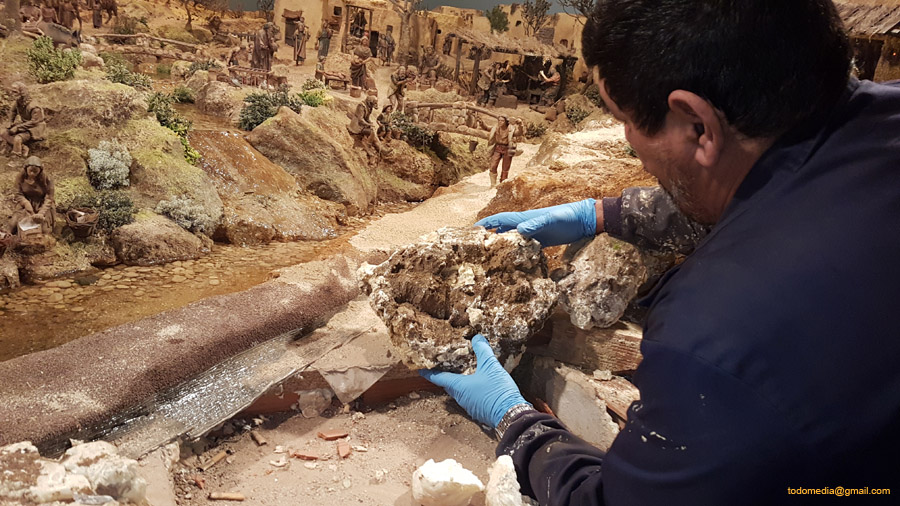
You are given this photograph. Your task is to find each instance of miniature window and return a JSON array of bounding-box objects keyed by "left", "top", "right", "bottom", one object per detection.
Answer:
[
  {"left": 334, "top": 7, "right": 342, "bottom": 16},
  {"left": 516, "top": 21, "right": 522, "bottom": 27}
]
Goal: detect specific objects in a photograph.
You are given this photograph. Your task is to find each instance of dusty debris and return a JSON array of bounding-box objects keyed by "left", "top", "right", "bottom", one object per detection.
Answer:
[
  {"left": 290, "top": 451, "right": 319, "bottom": 461},
  {"left": 269, "top": 456, "right": 289, "bottom": 468},
  {"left": 192, "top": 474, "right": 206, "bottom": 489},
  {"left": 412, "top": 458, "right": 485, "bottom": 506},
  {"left": 273, "top": 445, "right": 286, "bottom": 454},
  {"left": 360, "top": 227, "right": 558, "bottom": 373},
  {"left": 250, "top": 431, "right": 267, "bottom": 446},
  {"left": 209, "top": 491, "right": 246, "bottom": 501},
  {"left": 304, "top": 462, "right": 318, "bottom": 470},
  {"left": 317, "top": 430, "right": 349, "bottom": 441},
  {"left": 199, "top": 450, "right": 228, "bottom": 472}
]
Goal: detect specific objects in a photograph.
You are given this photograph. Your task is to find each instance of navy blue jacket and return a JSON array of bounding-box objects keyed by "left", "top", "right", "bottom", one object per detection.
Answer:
[{"left": 498, "top": 78, "right": 900, "bottom": 505}]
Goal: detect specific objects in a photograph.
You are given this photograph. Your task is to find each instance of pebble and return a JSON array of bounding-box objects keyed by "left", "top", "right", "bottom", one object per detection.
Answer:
[
  {"left": 133, "top": 290, "right": 146, "bottom": 297},
  {"left": 342, "top": 478, "right": 351, "bottom": 489},
  {"left": 70, "top": 307, "right": 85, "bottom": 312},
  {"left": 172, "top": 276, "right": 186, "bottom": 283},
  {"left": 115, "top": 284, "right": 129, "bottom": 290},
  {"left": 48, "top": 293, "right": 64, "bottom": 303},
  {"left": 304, "top": 462, "right": 317, "bottom": 470},
  {"left": 208, "top": 279, "right": 220, "bottom": 286}
]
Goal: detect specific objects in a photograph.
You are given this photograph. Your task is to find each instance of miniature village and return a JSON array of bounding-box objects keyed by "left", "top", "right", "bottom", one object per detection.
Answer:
[{"left": 1, "top": 0, "right": 899, "bottom": 504}]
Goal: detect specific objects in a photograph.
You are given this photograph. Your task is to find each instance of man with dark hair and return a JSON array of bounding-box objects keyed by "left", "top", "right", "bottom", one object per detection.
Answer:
[{"left": 423, "top": 1, "right": 900, "bottom": 504}]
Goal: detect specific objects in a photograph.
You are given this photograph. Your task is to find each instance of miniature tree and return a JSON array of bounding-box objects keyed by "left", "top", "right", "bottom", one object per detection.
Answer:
[
  {"left": 387, "top": 0, "right": 423, "bottom": 66},
  {"left": 522, "top": 0, "right": 551, "bottom": 36},
  {"left": 558, "top": 0, "right": 596, "bottom": 22},
  {"left": 257, "top": 0, "right": 274, "bottom": 23},
  {"left": 484, "top": 6, "right": 509, "bottom": 34}
]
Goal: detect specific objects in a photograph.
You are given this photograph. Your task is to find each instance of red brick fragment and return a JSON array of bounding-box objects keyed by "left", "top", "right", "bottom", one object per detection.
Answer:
[
  {"left": 290, "top": 452, "right": 319, "bottom": 461},
  {"left": 317, "top": 430, "right": 349, "bottom": 441},
  {"left": 337, "top": 442, "right": 351, "bottom": 459}
]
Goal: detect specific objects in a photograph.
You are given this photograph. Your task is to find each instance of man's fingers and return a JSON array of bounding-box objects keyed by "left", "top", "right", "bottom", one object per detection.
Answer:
[
  {"left": 516, "top": 212, "right": 554, "bottom": 240},
  {"left": 471, "top": 334, "right": 498, "bottom": 369},
  {"left": 419, "top": 369, "right": 459, "bottom": 389},
  {"left": 474, "top": 216, "right": 503, "bottom": 229}
]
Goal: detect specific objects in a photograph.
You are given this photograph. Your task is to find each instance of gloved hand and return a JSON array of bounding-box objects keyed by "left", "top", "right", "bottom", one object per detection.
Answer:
[
  {"left": 474, "top": 198, "right": 597, "bottom": 247},
  {"left": 420, "top": 334, "right": 528, "bottom": 428}
]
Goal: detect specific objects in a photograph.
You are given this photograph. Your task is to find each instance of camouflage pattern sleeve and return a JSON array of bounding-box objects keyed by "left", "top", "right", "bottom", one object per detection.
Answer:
[{"left": 602, "top": 187, "right": 709, "bottom": 255}]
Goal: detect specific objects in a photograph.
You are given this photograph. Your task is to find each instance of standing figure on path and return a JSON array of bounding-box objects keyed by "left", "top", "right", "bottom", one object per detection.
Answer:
[
  {"left": 486, "top": 115, "right": 516, "bottom": 187},
  {"left": 252, "top": 22, "right": 278, "bottom": 72},
  {"left": 293, "top": 16, "right": 309, "bottom": 66},
  {"left": 539, "top": 60, "right": 561, "bottom": 106},
  {"left": 89, "top": 0, "right": 102, "bottom": 28},
  {"left": 378, "top": 26, "right": 395, "bottom": 64},
  {"left": 350, "top": 36, "right": 371, "bottom": 89},
  {"left": 8, "top": 156, "right": 55, "bottom": 236},
  {"left": 316, "top": 20, "right": 332, "bottom": 60},
  {"left": 39, "top": 1, "right": 58, "bottom": 24},
  {"left": 58, "top": 0, "right": 80, "bottom": 31},
  {"left": 388, "top": 65, "right": 414, "bottom": 112},
  {"left": 1, "top": 82, "right": 46, "bottom": 158}
]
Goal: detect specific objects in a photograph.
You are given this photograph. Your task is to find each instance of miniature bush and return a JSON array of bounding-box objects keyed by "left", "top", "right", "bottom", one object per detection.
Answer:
[
  {"left": 566, "top": 104, "right": 589, "bottom": 125},
  {"left": 113, "top": 15, "right": 148, "bottom": 35},
  {"left": 187, "top": 59, "right": 222, "bottom": 77},
  {"left": 525, "top": 122, "right": 548, "bottom": 139},
  {"left": 26, "top": 37, "right": 82, "bottom": 84},
  {"left": 71, "top": 190, "right": 136, "bottom": 232},
  {"left": 156, "top": 63, "right": 173, "bottom": 76},
  {"left": 584, "top": 84, "right": 604, "bottom": 109},
  {"left": 87, "top": 139, "right": 132, "bottom": 190},
  {"left": 98, "top": 51, "right": 129, "bottom": 69},
  {"left": 156, "top": 196, "right": 217, "bottom": 234},
  {"left": 298, "top": 88, "right": 327, "bottom": 107},
  {"left": 238, "top": 87, "right": 304, "bottom": 131},
  {"left": 105, "top": 62, "right": 152, "bottom": 90},
  {"left": 172, "top": 85, "right": 195, "bottom": 104},
  {"left": 147, "top": 92, "right": 201, "bottom": 165},
  {"left": 390, "top": 112, "right": 438, "bottom": 153},
  {"left": 301, "top": 78, "right": 325, "bottom": 91}
]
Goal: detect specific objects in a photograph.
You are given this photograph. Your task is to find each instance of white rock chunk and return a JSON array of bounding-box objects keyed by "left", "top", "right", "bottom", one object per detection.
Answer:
[
  {"left": 411, "top": 459, "right": 485, "bottom": 506},
  {"left": 485, "top": 455, "right": 537, "bottom": 506}
]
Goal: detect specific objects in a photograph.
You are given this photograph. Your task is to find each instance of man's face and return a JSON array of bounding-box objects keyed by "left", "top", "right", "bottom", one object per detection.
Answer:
[
  {"left": 596, "top": 76, "right": 708, "bottom": 222},
  {"left": 26, "top": 165, "right": 41, "bottom": 178}
]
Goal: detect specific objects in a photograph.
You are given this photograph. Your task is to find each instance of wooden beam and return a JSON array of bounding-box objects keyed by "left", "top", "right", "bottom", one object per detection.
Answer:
[
  {"left": 529, "top": 310, "right": 644, "bottom": 374},
  {"left": 594, "top": 376, "right": 640, "bottom": 421}
]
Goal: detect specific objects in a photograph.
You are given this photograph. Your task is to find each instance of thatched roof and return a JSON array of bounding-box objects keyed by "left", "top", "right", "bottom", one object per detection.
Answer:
[
  {"left": 452, "top": 28, "right": 571, "bottom": 58},
  {"left": 835, "top": 1, "right": 900, "bottom": 35}
]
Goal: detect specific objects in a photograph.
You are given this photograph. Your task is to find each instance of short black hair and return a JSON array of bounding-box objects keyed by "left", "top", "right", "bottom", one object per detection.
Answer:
[{"left": 582, "top": 0, "right": 851, "bottom": 138}]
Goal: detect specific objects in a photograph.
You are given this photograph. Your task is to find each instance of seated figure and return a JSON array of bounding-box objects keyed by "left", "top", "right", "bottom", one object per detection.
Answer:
[
  {"left": 8, "top": 156, "right": 55, "bottom": 236},
  {"left": 1, "top": 82, "right": 46, "bottom": 158}
]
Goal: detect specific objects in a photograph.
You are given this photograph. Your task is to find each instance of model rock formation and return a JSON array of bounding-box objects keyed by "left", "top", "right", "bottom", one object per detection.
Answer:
[
  {"left": 359, "top": 227, "right": 558, "bottom": 373},
  {"left": 557, "top": 234, "right": 649, "bottom": 329}
]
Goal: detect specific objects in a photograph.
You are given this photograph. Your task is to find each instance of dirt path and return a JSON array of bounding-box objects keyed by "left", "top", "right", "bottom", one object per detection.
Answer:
[{"left": 173, "top": 393, "right": 497, "bottom": 506}]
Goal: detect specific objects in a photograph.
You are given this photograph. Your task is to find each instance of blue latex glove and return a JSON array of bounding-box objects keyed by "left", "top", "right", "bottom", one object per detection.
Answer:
[
  {"left": 474, "top": 198, "right": 597, "bottom": 247},
  {"left": 420, "top": 334, "right": 528, "bottom": 428}
]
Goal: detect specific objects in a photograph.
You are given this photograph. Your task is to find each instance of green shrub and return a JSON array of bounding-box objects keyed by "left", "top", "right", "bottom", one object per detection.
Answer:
[
  {"left": 584, "top": 84, "right": 604, "bottom": 109},
  {"left": 98, "top": 51, "right": 129, "bottom": 69},
  {"left": 70, "top": 190, "right": 135, "bottom": 232},
  {"left": 112, "top": 15, "right": 148, "bottom": 35},
  {"left": 187, "top": 60, "right": 222, "bottom": 77},
  {"left": 525, "top": 121, "right": 547, "bottom": 139},
  {"left": 298, "top": 88, "right": 327, "bottom": 107},
  {"left": 172, "top": 85, "right": 195, "bottom": 104},
  {"left": 238, "top": 87, "right": 304, "bottom": 131},
  {"left": 87, "top": 139, "right": 132, "bottom": 190},
  {"left": 147, "top": 92, "right": 199, "bottom": 165},
  {"left": 390, "top": 112, "right": 437, "bottom": 152},
  {"left": 301, "top": 78, "right": 325, "bottom": 91},
  {"left": 156, "top": 63, "right": 172, "bottom": 76},
  {"left": 26, "top": 37, "right": 82, "bottom": 84},
  {"left": 566, "top": 104, "right": 589, "bottom": 125},
  {"left": 156, "top": 196, "right": 217, "bottom": 234},
  {"left": 105, "top": 62, "right": 152, "bottom": 90}
]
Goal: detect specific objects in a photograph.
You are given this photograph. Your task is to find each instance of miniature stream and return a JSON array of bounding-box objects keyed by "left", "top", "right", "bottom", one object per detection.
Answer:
[{"left": 0, "top": 108, "right": 416, "bottom": 363}]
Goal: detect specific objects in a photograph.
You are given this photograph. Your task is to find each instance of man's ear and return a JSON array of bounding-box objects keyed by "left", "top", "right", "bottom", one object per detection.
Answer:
[{"left": 668, "top": 90, "right": 725, "bottom": 168}]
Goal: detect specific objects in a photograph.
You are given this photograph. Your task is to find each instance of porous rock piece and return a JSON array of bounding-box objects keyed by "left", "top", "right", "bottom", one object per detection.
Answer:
[
  {"left": 558, "top": 234, "right": 648, "bottom": 329},
  {"left": 360, "top": 227, "right": 558, "bottom": 372},
  {"left": 411, "top": 458, "right": 484, "bottom": 506},
  {"left": 485, "top": 455, "right": 538, "bottom": 506}
]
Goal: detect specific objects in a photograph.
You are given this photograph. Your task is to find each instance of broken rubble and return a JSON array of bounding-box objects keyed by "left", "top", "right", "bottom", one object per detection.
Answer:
[
  {"left": 485, "top": 455, "right": 538, "bottom": 506},
  {"left": 557, "top": 234, "right": 648, "bottom": 330},
  {"left": 360, "top": 227, "right": 559, "bottom": 373}
]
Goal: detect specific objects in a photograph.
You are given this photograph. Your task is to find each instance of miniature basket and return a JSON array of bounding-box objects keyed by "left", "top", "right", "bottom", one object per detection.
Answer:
[{"left": 65, "top": 207, "right": 99, "bottom": 238}]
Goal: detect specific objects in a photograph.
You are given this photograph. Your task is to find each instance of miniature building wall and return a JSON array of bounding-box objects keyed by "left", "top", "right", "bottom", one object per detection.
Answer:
[{"left": 875, "top": 37, "right": 900, "bottom": 81}]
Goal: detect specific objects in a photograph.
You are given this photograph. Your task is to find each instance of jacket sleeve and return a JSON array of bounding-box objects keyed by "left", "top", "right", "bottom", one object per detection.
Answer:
[
  {"left": 601, "top": 187, "right": 709, "bottom": 255},
  {"left": 497, "top": 341, "right": 802, "bottom": 506}
]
